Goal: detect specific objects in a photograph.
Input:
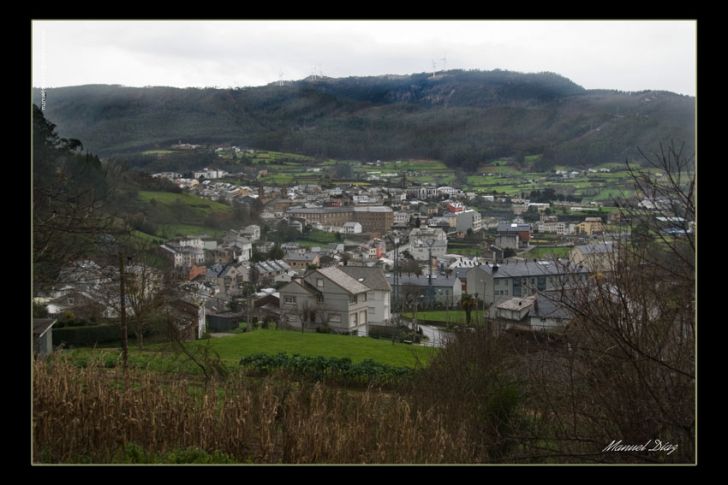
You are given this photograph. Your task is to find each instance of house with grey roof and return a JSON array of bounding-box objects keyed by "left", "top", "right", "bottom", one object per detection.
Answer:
[
  {"left": 385, "top": 273, "right": 462, "bottom": 309},
  {"left": 466, "top": 260, "right": 589, "bottom": 317},
  {"left": 495, "top": 292, "right": 574, "bottom": 333},
  {"left": 570, "top": 241, "right": 617, "bottom": 272},
  {"left": 215, "top": 262, "right": 249, "bottom": 296},
  {"left": 279, "top": 266, "right": 376, "bottom": 334},
  {"left": 496, "top": 222, "right": 531, "bottom": 249},
  {"left": 284, "top": 251, "right": 321, "bottom": 272}
]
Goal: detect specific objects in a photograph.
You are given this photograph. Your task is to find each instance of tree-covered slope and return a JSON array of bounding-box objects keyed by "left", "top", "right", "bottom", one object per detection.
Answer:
[{"left": 33, "top": 70, "right": 694, "bottom": 169}]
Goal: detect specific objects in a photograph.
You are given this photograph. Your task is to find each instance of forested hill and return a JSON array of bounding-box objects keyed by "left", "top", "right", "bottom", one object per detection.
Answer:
[{"left": 32, "top": 70, "right": 695, "bottom": 169}]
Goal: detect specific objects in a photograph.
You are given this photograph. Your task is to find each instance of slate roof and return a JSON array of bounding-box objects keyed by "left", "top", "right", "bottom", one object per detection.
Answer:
[
  {"left": 285, "top": 252, "right": 319, "bottom": 262},
  {"left": 575, "top": 241, "right": 615, "bottom": 255},
  {"left": 340, "top": 266, "right": 391, "bottom": 291},
  {"left": 497, "top": 222, "right": 531, "bottom": 233},
  {"left": 33, "top": 318, "right": 56, "bottom": 338},
  {"left": 255, "top": 260, "right": 290, "bottom": 273},
  {"left": 497, "top": 296, "right": 536, "bottom": 311},
  {"left": 472, "top": 261, "right": 586, "bottom": 279},
  {"left": 316, "top": 266, "right": 370, "bottom": 294},
  {"left": 532, "top": 295, "right": 573, "bottom": 320},
  {"left": 352, "top": 206, "right": 393, "bottom": 213}
]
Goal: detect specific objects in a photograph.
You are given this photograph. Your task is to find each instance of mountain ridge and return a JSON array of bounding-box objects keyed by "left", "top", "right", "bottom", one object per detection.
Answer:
[{"left": 32, "top": 69, "right": 695, "bottom": 169}]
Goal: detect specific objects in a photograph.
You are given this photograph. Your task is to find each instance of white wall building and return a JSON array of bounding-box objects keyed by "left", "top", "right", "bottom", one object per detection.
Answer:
[
  {"left": 393, "top": 211, "right": 410, "bottom": 225},
  {"left": 178, "top": 237, "right": 205, "bottom": 250},
  {"left": 241, "top": 224, "right": 261, "bottom": 242},
  {"left": 343, "top": 221, "right": 363, "bottom": 234},
  {"left": 536, "top": 221, "right": 568, "bottom": 235},
  {"left": 455, "top": 209, "right": 482, "bottom": 233}
]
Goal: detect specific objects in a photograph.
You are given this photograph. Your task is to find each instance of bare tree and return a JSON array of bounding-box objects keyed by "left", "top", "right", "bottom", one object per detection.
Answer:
[{"left": 523, "top": 143, "right": 696, "bottom": 462}]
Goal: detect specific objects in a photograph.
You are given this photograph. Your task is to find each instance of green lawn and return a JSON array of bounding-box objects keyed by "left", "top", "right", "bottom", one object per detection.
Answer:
[
  {"left": 188, "top": 330, "right": 435, "bottom": 368},
  {"left": 72, "top": 329, "right": 437, "bottom": 372},
  {"left": 297, "top": 229, "right": 339, "bottom": 245},
  {"left": 448, "top": 247, "right": 482, "bottom": 257}
]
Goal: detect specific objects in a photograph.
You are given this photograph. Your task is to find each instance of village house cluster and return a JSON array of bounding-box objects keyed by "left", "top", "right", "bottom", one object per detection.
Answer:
[{"left": 34, "top": 158, "right": 690, "bottom": 353}]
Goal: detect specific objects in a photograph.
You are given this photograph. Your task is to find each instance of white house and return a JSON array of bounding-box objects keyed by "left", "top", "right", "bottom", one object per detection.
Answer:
[
  {"left": 455, "top": 209, "right": 482, "bottom": 233},
  {"left": 393, "top": 211, "right": 410, "bottom": 225},
  {"left": 340, "top": 266, "right": 392, "bottom": 325},
  {"left": 409, "top": 227, "right": 448, "bottom": 261},
  {"left": 343, "top": 221, "right": 363, "bottom": 234},
  {"left": 178, "top": 237, "right": 205, "bottom": 250},
  {"left": 495, "top": 293, "right": 573, "bottom": 332},
  {"left": 241, "top": 224, "right": 261, "bottom": 242},
  {"left": 437, "top": 186, "right": 458, "bottom": 197},
  {"left": 279, "top": 267, "right": 372, "bottom": 334}
]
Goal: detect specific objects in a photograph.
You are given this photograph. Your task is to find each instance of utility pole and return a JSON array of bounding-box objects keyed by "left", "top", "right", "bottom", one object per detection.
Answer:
[
  {"left": 426, "top": 239, "right": 435, "bottom": 309},
  {"left": 483, "top": 279, "right": 487, "bottom": 328},
  {"left": 392, "top": 236, "right": 400, "bottom": 317},
  {"left": 119, "top": 252, "right": 128, "bottom": 370}
]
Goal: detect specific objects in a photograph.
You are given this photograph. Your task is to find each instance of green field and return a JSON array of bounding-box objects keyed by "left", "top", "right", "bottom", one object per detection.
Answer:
[
  {"left": 296, "top": 229, "right": 339, "bottom": 247},
  {"left": 157, "top": 224, "right": 226, "bottom": 239},
  {"left": 138, "top": 191, "right": 232, "bottom": 214},
  {"left": 524, "top": 246, "right": 572, "bottom": 259},
  {"left": 191, "top": 329, "right": 435, "bottom": 368},
  {"left": 135, "top": 190, "right": 234, "bottom": 239},
  {"left": 141, "top": 149, "right": 177, "bottom": 157},
  {"left": 71, "top": 329, "right": 436, "bottom": 371},
  {"left": 131, "top": 229, "right": 163, "bottom": 243},
  {"left": 448, "top": 246, "right": 482, "bottom": 257},
  {"left": 205, "top": 149, "right": 638, "bottom": 203},
  {"left": 184, "top": 146, "right": 638, "bottom": 203}
]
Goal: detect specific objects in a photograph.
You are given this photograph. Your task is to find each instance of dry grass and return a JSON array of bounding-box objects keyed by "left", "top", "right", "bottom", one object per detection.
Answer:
[{"left": 33, "top": 358, "right": 476, "bottom": 464}]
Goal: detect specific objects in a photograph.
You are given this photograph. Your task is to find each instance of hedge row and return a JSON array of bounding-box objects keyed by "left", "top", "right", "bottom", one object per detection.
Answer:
[
  {"left": 52, "top": 325, "right": 122, "bottom": 347},
  {"left": 239, "top": 352, "right": 414, "bottom": 387}
]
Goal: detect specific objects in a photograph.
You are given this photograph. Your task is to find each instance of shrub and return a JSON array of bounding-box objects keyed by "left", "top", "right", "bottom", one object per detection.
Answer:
[
  {"left": 103, "top": 355, "right": 118, "bottom": 368},
  {"left": 52, "top": 324, "right": 121, "bottom": 347},
  {"left": 238, "top": 352, "right": 413, "bottom": 387}
]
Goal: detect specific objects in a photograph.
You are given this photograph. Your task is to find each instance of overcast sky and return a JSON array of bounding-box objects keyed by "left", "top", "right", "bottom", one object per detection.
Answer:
[{"left": 32, "top": 20, "right": 696, "bottom": 95}]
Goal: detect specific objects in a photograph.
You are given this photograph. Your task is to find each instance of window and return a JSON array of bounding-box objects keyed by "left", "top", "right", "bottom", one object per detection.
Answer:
[
  {"left": 284, "top": 296, "right": 297, "bottom": 304},
  {"left": 350, "top": 295, "right": 357, "bottom": 304},
  {"left": 362, "top": 293, "right": 368, "bottom": 302},
  {"left": 329, "top": 313, "right": 341, "bottom": 323},
  {"left": 537, "top": 276, "right": 546, "bottom": 291},
  {"left": 351, "top": 313, "right": 358, "bottom": 325},
  {"left": 317, "top": 279, "right": 324, "bottom": 288},
  {"left": 512, "top": 278, "right": 522, "bottom": 297}
]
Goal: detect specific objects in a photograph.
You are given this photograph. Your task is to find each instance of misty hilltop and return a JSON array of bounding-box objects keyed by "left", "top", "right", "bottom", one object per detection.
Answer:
[{"left": 32, "top": 69, "right": 695, "bottom": 169}]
